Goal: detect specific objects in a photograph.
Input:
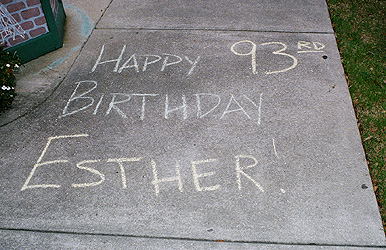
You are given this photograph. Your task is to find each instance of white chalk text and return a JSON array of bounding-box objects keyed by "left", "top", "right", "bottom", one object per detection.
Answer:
[
  {"left": 21, "top": 134, "right": 266, "bottom": 195},
  {"left": 59, "top": 80, "right": 263, "bottom": 125},
  {"left": 91, "top": 45, "right": 200, "bottom": 76},
  {"left": 231, "top": 40, "right": 326, "bottom": 75}
]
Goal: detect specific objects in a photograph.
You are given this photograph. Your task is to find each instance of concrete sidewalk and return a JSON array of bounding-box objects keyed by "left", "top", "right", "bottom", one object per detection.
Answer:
[{"left": 1, "top": 0, "right": 385, "bottom": 249}]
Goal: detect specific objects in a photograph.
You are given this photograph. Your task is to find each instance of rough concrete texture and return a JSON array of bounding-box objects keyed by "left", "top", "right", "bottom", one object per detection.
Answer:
[
  {"left": 0, "top": 0, "right": 385, "bottom": 249},
  {"left": 1, "top": 229, "right": 385, "bottom": 250},
  {"left": 0, "top": 0, "right": 111, "bottom": 126},
  {"left": 97, "top": 0, "right": 333, "bottom": 33}
]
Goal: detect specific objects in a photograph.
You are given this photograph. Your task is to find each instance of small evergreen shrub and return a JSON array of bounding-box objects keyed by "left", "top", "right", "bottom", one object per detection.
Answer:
[{"left": 0, "top": 44, "right": 21, "bottom": 112}]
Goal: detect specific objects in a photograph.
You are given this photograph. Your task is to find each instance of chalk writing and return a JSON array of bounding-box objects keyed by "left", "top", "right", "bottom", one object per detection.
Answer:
[
  {"left": 165, "top": 94, "right": 187, "bottom": 120},
  {"left": 21, "top": 134, "right": 280, "bottom": 195},
  {"left": 61, "top": 81, "right": 97, "bottom": 118},
  {"left": 195, "top": 93, "right": 221, "bottom": 119},
  {"left": 50, "top": 0, "right": 59, "bottom": 19},
  {"left": 105, "top": 93, "right": 131, "bottom": 118},
  {"left": 91, "top": 45, "right": 200, "bottom": 75},
  {"left": 59, "top": 80, "right": 263, "bottom": 125},
  {"left": 297, "top": 41, "right": 325, "bottom": 53},
  {"left": 72, "top": 159, "right": 104, "bottom": 188},
  {"left": 231, "top": 40, "right": 326, "bottom": 75},
  {"left": 191, "top": 159, "right": 220, "bottom": 192},
  {"left": 231, "top": 40, "right": 258, "bottom": 74},
  {"left": 235, "top": 155, "right": 264, "bottom": 192},
  {"left": 0, "top": 3, "right": 25, "bottom": 42},
  {"left": 107, "top": 158, "right": 142, "bottom": 189},
  {"left": 151, "top": 160, "right": 183, "bottom": 196},
  {"left": 272, "top": 137, "right": 279, "bottom": 159},
  {"left": 21, "top": 134, "right": 89, "bottom": 191},
  {"left": 260, "top": 42, "right": 297, "bottom": 74},
  {"left": 220, "top": 95, "right": 251, "bottom": 120}
]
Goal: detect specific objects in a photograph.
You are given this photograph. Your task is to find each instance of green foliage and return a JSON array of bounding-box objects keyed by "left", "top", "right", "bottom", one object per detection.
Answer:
[
  {"left": 327, "top": 0, "right": 386, "bottom": 232},
  {"left": 0, "top": 45, "right": 21, "bottom": 112}
]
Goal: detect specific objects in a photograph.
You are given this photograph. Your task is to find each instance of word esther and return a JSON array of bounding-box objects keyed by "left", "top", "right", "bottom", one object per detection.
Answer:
[{"left": 21, "top": 134, "right": 265, "bottom": 195}]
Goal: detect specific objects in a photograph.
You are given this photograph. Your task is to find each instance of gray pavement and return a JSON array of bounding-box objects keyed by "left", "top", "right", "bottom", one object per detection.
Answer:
[{"left": 0, "top": 0, "right": 385, "bottom": 249}]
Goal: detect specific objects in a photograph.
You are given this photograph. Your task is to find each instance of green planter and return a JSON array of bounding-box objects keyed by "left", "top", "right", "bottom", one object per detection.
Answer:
[{"left": 4, "top": 0, "right": 66, "bottom": 63}]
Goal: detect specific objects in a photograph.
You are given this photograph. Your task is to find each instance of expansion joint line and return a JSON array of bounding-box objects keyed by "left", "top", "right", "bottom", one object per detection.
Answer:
[
  {"left": 95, "top": 27, "right": 335, "bottom": 35},
  {"left": 0, "top": 228, "right": 384, "bottom": 248}
]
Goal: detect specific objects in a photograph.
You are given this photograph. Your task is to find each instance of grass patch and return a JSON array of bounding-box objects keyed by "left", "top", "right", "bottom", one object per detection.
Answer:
[{"left": 326, "top": 0, "right": 386, "bottom": 232}]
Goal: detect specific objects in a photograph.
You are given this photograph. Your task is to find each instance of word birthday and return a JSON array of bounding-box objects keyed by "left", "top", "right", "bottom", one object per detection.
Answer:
[
  {"left": 59, "top": 80, "right": 263, "bottom": 124},
  {"left": 91, "top": 45, "right": 200, "bottom": 75},
  {"left": 21, "top": 134, "right": 266, "bottom": 195}
]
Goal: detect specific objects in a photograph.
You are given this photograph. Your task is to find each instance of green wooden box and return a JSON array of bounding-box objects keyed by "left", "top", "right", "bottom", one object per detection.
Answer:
[{"left": 5, "top": 0, "right": 66, "bottom": 63}]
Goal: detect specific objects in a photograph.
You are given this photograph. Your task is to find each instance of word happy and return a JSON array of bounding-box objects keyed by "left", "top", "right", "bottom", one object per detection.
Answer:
[{"left": 91, "top": 45, "right": 200, "bottom": 76}]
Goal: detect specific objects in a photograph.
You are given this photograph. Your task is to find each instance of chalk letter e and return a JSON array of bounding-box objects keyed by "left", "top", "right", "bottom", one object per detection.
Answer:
[
  {"left": 21, "top": 134, "right": 89, "bottom": 191},
  {"left": 191, "top": 159, "right": 220, "bottom": 192}
]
